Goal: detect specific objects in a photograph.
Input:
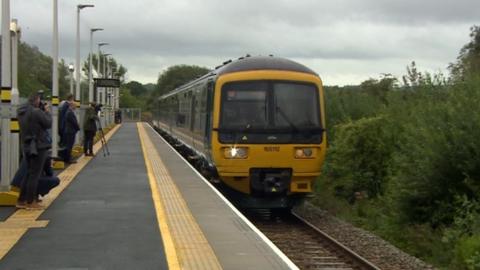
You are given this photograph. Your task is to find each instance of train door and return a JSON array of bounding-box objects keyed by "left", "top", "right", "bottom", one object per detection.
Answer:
[
  {"left": 189, "top": 91, "right": 196, "bottom": 149},
  {"left": 204, "top": 81, "right": 214, "bottom": 159}
]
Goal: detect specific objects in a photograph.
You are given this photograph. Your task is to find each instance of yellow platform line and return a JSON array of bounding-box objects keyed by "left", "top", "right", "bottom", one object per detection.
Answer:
[
  {"left": 0, "top": 124, "right": 121, "bottom": 260},
  {"left": 137, "top": 123, "right": 222, "bottom": 270}
]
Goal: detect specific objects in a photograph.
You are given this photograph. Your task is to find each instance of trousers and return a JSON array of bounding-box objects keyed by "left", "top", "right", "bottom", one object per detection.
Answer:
[
  {"left": 84, "top": 130, "right": 96, "bottom": 154},
  {"left": 19, "top": 149, "right": 48, "bottom": 204}
]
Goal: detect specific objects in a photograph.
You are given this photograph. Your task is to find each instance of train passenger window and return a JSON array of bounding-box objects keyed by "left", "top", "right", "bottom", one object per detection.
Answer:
[{"left": 176, "top": 114, "right": 186, "bottom": 126}]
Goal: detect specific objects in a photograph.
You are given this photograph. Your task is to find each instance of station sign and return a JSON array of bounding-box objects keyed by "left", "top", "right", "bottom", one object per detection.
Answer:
[{"left": 94, "top": 78, "right": 120, "bottom": 88}]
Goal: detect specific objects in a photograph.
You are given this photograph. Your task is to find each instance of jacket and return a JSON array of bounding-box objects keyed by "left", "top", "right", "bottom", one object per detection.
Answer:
[
  {"left": 64, "top": 108, "right": 80, "bottom": 134},
  {"left": 83, "top": 107, "right": 99, "bottom": 131},
  {"left": 58, "top": 101, "right": 69, "bottom": 135},
  {"left": 17, "top": 103, "right": 52, "bottom": 151}
]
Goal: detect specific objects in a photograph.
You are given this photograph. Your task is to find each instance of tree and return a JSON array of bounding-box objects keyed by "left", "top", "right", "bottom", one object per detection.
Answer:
[
  {"left": 402, "top": 61, "right": 423, "bottom": 87},
  {"left": 155, "top": 65, "right": 210, "bottom": 96},
  {"left": 82, "top": 54, "right": 127, "bottom": 82},
  {"left": 124, "top": 81, "right": 147, "bottom": 97},
  {"left": 17, "top": 42, "right": 70, "bottom": 98},
  {"left": 360, "top": 74, "right": 396, "bottom": 104},
  {"left": 119, "top": 87, "right": 143, "bottom": 108},
  {"left": 449, "top": 25, "right": 480, "bottom": 80}
]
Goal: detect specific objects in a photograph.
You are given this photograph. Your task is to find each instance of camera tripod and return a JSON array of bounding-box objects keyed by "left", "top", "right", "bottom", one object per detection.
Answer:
[{"left": 96, "top": 119, "right": 110, "bottom": 157}]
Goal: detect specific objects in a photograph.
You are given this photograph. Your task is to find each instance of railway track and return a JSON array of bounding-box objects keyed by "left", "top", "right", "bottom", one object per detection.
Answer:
[
  {"left": 244, "top": 209, "right": 380, "bottom": 270},
  {"left": 154, "top": 127, "right": 381, "bottom": 270}
]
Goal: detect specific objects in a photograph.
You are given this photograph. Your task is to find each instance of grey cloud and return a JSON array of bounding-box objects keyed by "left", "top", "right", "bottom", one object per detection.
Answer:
[{"left": 10, "top": 0, "right": 480, "bottom": 85}]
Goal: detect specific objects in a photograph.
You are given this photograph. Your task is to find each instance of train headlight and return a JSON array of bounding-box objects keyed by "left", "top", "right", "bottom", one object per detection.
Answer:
[
  {"left": 224, "top": 147, "right": 248, "bottom": 159},
  {"left": 294, "top": 147, "right": 315, "bottom": 159}
]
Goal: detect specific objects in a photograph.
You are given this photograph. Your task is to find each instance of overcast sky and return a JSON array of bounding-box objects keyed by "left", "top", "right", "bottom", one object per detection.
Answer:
[{"left": 9, "top": 0, "right": 480, "bottom": 86}]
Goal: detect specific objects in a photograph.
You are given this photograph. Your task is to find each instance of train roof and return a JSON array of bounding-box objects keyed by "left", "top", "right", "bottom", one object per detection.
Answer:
[
  {"left": 159, "top": 56, "right": 318, "bottom": 100},
  {"left": 216, "top": 56, "right": 318, "bottom": 76}
]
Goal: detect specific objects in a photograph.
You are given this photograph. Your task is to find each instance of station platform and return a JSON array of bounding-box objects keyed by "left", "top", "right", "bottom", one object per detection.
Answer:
[{"left": 0, "top": 123, "right": 295, "bottom": 270}]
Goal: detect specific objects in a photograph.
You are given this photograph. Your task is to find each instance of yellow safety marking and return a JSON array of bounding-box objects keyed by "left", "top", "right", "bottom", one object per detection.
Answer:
[
  {"left": 137, "top": 123, "right": 222, "bottom": 270},
  {"left": 1, "top": 89, "right": 11, "bottom": 102},
  {"left": 0, "top": 220, "right": 49, "bottom": 229},
  {"left": 0, "top": 124, "right": 121, "bottom": 260},
  {"left": 10, "top": 119, "right": 19, "bottom": 132},
  {"left": 138, "top": 124, "right": 180, "bottom": 270},
  {"left": 51, "top": 97, "right": 59, "bottom": 105}
]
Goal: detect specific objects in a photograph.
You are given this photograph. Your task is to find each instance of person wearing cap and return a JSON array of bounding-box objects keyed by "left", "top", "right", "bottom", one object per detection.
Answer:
[{"left": 83, "top": 102, "right": 99, "bottom": 156}]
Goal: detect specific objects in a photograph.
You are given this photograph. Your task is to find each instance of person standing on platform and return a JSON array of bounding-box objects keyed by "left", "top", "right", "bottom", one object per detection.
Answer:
[
  {"left": 83, "top": 102, "right": 99, "bottom": 156},
  {"left": 58, "top": 94, "right": 74, "bottom": 147},
  {"left": 11, "top": 156, "right": 60, "bottom": 206},
  {"left": 17, "top": 93, "right": 52, "bottom": 210},
  {"left": 61, "top": 102, "right": 80, "bottom": 164}
]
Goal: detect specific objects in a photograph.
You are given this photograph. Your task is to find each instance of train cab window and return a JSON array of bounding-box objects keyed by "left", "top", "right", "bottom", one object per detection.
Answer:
[
  {"left": 273, "top": 83, "right": 320, "bottom": 128},
  {"left": 220, "top": 81, "right": 269, "bottom": 128}
]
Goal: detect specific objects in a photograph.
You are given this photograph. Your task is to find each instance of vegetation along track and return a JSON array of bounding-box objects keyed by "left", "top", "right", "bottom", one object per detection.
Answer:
[{"left": 244, "top": 209, "right": 381, "bottom": 270}]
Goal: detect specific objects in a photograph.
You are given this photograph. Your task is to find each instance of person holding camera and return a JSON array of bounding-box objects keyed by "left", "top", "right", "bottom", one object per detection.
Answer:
[
  {"left": 60, "top": 101, "right": 80, "bottom": 164},
  {"left": 17, "top": 93, "right": 52, "bottom": 210},
  {"left": 83, "top": 102, "right": 99, "bottom": 156}
]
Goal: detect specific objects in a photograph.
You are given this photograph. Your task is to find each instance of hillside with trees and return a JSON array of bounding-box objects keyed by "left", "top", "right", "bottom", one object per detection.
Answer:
[
  {"left": 313, "top": 25, "right": 480, "bottom": 269},
  {"left": 17, "top": 42, "right": 70, "bottom": 98}
]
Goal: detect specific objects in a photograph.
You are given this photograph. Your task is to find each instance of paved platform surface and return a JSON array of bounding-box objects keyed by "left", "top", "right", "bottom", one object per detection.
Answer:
[
  {"left": 0, "top": 123, "right": 295, "bottom": 270},
  {"left": 0, "top": 124, "right": 168, "bottom": 270},
  {"left": 142, "top": 123, "right": 293, "bottom": 270}
]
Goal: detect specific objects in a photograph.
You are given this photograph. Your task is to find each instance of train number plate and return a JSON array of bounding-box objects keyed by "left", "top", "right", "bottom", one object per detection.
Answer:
[{"left": 264, "top": 146, "right": 280, "bottom": 152}]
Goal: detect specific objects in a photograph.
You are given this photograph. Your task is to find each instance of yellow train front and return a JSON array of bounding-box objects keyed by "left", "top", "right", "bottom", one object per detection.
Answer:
[{"left": 154, "top": 56, "right": 326, "bottom": 209}]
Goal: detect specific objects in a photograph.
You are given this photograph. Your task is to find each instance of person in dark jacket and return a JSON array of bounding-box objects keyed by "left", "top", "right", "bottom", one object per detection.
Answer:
[
  {"left": 60, "top": 102, "right": 80, "bottom": 164},
  {"left": 17, "top": 93, "right": 52, "bottom": 210},
  {"left": 11, "top": 156, "right": 60, "bottom": 205},
  {"left": 58, "top": 94, "right": 74, "bottom": 147},
  {"left": 83, "top": 102, "right": 99, "bottom": 156}
]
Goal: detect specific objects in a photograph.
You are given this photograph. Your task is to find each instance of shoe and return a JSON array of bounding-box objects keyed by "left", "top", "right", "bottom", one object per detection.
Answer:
[
  {"left": 26, "top": 202, "right": 45, "bottom": 210},
  {"left": 16, "top": 201, "right": 27, "bottom": 209}
]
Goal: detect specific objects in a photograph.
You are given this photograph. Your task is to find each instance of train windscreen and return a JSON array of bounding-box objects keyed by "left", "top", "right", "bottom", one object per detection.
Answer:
[{"left": 220, "top": 81, "right": 320, "bottom": 130}]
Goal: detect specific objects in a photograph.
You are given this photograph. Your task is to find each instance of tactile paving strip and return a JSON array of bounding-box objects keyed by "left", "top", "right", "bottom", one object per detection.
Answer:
[
  {"left": 0, "top": 124, "right": 121, "bottom": 259},
  {"left": 137, "top": 123, "right": 222, "bottom": 270}
]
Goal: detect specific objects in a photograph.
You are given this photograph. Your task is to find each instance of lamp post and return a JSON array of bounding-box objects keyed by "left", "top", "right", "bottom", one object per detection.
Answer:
[
  {"left": 10, "top": 18, "right": 20, "bottom": 183},
  {"left": 101, "top": 53, "right": 111, "bottom": 107},
  {"left": 97, "top": 42, "right": 108, "bottom": 103},
  {"left": 103, "top": 53, "right": 111, "bottom": 79},
  {"left": 75, "top": 4, "right": 93, "bottom": 146},
  {"left": 75, "top": 4, "right": 94, "bottom": 107},
  {"left": 97, "top": 42, "right": 108, "bottom": 76},
  {"left": 68, "top": 63, "right": 74, "bottom": 95},
  {"left": 1, "top": 0, "right": 12, "bottom": 193},
  {"left": 104, "top": 54, "right": 112, "bottom": 125},
  {"left": 51, "top": 0, "right": 60, "bottom": 164},
  {"left": 89, "top": 28, "right": 103, "bottom": 103}
]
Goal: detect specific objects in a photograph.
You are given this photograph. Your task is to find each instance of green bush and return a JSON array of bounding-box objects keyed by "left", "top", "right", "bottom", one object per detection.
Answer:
[
  {"left": 323, "top": 115, "right": 395, "bottom": 201},
  {"left": 454, "top": 235, "right": 480, "bottom": 269},
  {"left": 324, "top": 86, "right": 384, "bottom": 140},
  {"left": 391, "top": 77, "right": 480, "bottom": 225}
]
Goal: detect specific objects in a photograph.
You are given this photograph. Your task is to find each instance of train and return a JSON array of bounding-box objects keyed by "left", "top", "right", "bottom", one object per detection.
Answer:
[{"left": 152, "top": 56, "right": 326, "bottom": 209}]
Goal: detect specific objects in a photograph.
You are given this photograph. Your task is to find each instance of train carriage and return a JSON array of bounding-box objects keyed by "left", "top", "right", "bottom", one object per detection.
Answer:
[{"left": 153, "top": 56, "right": 326, "bottom": 208}]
